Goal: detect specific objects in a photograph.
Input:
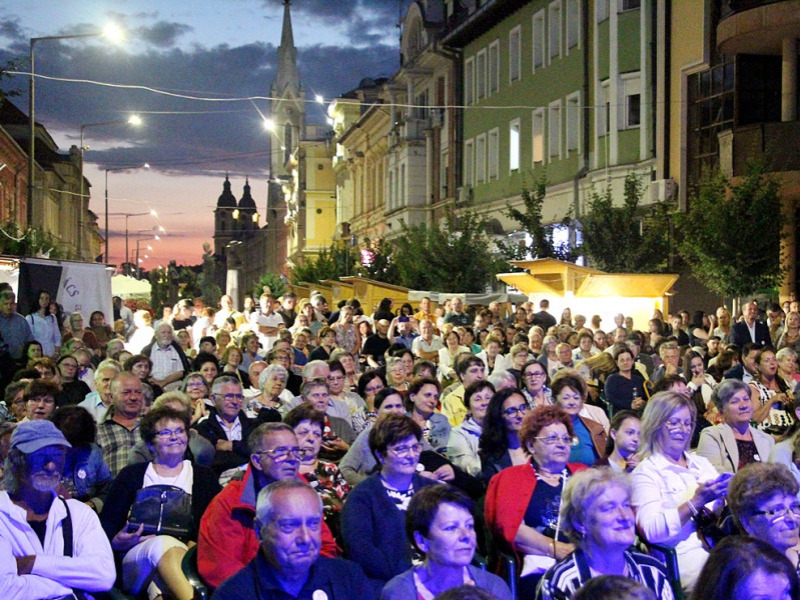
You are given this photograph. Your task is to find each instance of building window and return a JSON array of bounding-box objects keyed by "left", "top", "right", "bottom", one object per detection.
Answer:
[
  {"left": 400, "top": 164, "right": 406, "bottom": 205},
  {"left": 464, "top": 139, "right": 474, "bottom": 187},
  {"left": 532, "top": 10, "right": 545, "bottom": 71},
  {"left": 488, "top": 128, "right": 499, "bottom": 179},
  {"left": 566, "top": 0, "right": 580, "bottom": 49},
  {"left": 621, "top": 73, "right": 641, "bottom": 128},
  {"left": 532, "top": 109, "right": 545, "bottom": 164},
  {"left": 465, "top": 57, "right": 474, "bottom": 105},
  {"left": 509, "top": 120, "right": 521, "bottom": 171},
  {"left": 388, "top": 170, "right": 394, "bottom": 210},
  {"left": 476, "top": 134, "right": 487, "bottom": 183},
  {"left": 549, "top": 100, "right": 562, "bottom": 159},
  {"left": 489, "top": 40, "right": 500, "bottom": 94},
  {"left": 597, "top": 80, "right": 610, "bottom": 136},
  {"left": 509, "top": 25, "right": 521, "bottom": 83},
  {"left": 476, "top": 49, "right": 487, "bottom": 100},
  {"left": 597, "top": 0, "right": 609, "bottom": 22},
  {"left": 566, "top": 92, "right": 580, "bottom": 152},
  {"left": 549, "top": 1, "right": 562, "bottom": 61},
  {"left": 620, "top": 0, "right": 641, "bottom": 10}
]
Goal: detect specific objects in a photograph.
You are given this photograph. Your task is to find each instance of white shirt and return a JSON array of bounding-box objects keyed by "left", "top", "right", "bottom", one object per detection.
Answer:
[
  {"left": 144, "top": 460, "right": 193, "bottom": 494},
  {"left": 249, "top": 311, "right": 283, "bottom": 353},
  {"left": 632, "top": 451, "right": 719, "bottom": 592},
  {"left": 25, "top": 313, "right": 61, "bottom": 357},
  {"left": 0, "top": 491, "right": 116, "bottom": 599},
  {"left": 215, "top": 413, "right": 242, "bottom": 441},
  {"left": 77, "top": 391, "right": 109, "bottom": 423}
]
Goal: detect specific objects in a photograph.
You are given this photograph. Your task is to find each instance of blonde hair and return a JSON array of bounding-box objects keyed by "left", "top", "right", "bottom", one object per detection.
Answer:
[{"left": 638, "top": 391, "right": 696, "bottom": 459}]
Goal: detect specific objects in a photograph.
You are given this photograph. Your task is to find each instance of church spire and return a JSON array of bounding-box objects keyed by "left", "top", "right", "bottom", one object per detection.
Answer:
[{"left": 274, "top": 0, "right": 299, "bottom": 96}]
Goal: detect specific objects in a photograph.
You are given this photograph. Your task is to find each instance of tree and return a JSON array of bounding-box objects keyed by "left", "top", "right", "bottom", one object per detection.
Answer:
[
  {"left": 253, "top": 271, "right": 287, "bottom": 300},
  {"left": 289, "top": 243, "right": 358, "bottom": 285},
  {"left": 197, "top": 243, "right": 223, "bottom": 307},
  {"left": 0, "top": 59, "right": 23, "bottom": 108},
  {"left": 495, "top": 177, "right": 575, "bottom": 264},
  {"left": 580, "top": 173, "right": 672, "bottom": 273},
  {"left": 356, "top": 237, "right": 400, "bottom": 283},
  {"left": 675, "top": 163, "right": 784, "bottom": 298},
  {"left": 390, "top": 212, "right": 503, "bottom": 292}
]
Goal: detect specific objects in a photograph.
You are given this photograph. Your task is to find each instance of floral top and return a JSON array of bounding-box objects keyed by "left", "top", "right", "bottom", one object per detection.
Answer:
[
  {"left": 303, "top": 460, "right": 351, "bottom": 514},
  {"left": 333, "top": 323, "right": 358, "bottom": 354}
]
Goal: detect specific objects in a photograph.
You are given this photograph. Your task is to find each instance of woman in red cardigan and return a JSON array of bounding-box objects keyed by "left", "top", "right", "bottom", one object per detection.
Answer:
[{"left": 484, "top": 405, "right": 588, "bottom": 598}]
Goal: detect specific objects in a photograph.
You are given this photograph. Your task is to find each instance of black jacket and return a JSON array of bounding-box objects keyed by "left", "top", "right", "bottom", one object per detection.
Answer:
[{"left": 193, "top": 407, "right": 280, "bottom": 474}]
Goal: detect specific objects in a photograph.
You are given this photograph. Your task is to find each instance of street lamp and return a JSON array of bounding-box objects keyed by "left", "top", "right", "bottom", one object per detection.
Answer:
[
  {"left": 104, "top": 163, "right": 150, "bottom": 263},
  {"left": 108, "top": 210, "right": 158, "bottom": 275},
  {"left": 77, "top": 115, "right": 142, "bottom": 259},
  {"left": 28, "top": 24, "right": 123, "bottom": 229}
]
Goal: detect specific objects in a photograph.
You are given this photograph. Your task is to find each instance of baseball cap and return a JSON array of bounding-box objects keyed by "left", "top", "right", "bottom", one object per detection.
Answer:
[{"left": 10, "top": 421, "right": 71, "bottom": 453}]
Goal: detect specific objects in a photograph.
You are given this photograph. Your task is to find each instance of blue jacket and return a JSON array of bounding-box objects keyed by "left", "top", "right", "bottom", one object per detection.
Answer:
[
  {"left": 420, "top": 411, "right": 451, "bottom": 454},
  {"left": 341, "top": 473, "right": 437, "bottom": 593},
  {"left": 63, "top": 443, "right": 113, "bottom": 511}
]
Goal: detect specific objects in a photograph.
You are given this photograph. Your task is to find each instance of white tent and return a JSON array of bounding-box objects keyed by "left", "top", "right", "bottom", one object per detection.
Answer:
[{"left": 111, "top": 275, "right": 151, "bottom": 300}]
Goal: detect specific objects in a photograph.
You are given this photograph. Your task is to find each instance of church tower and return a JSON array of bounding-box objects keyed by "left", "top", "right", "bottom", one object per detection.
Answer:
[
  {"left": 270, "top": 0, "right": 305, "bottom": 179},
  {"left": 237, "top": 178, "right": 258, "bottom": 234},
  {"left": 213, "top": 174, "right": 238, "bottom": 258}
]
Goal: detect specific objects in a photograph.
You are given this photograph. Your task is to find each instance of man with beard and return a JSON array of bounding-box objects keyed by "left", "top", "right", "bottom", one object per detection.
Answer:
[{"left": 0, "top": 420, "right": 115, "bottom": 598}]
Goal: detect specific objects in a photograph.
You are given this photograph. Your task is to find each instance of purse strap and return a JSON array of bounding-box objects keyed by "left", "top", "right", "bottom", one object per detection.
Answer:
[{"left": 60, "top": 497, "right": 73, "bottom": 557}]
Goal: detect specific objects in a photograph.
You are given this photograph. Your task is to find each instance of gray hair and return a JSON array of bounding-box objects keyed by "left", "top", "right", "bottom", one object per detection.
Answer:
[
  {"left": 255, "top": 479, "right": 322, "bottom": 532},
  {"left": 711, "top": 378, "right": 751, "bottom": 412},
  {"left": 94, "top": 362, "right": 121, "bottom": 383},
  {"left": 776, "top": 347, "right": 798, "bottom": 364},
  {"left": 247, "top": 422, "right": 295, "bottom": 454},
  {"left": 211, "top": 374, "right": 242, "bottom": 396},
  {"left": 560, "top": 468, "right": 633, "bottom": 546},
  {"left": 259, "top": 364, "right": 288, "bottom": 390},
  {"left": 487, "top": 369, "right": 518, "bottom": 391},
  {"left": 302, "top": 360, "right": 329, "bottom": 380},
  {"left": 639, "top": 391, "right": 696, "bottom": 459}
]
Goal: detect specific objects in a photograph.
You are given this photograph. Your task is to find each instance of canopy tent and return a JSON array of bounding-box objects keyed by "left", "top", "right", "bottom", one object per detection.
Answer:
[
  {"left": 111, "top": 275, "right": 152, "bottom": 300},
  {"left": 497, "top": 258, "right": 679, "bottom": 330}
]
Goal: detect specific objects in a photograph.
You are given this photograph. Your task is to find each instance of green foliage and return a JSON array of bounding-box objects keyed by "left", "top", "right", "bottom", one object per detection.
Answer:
[
  {"left": 0, "top": 59, "right": 23, "bottom": 107},
  {"left": 0, "top": 222, "right": 70, "bottom": 259},
  {"left": 253, "top": 271, "right": 287, "bottom": 299},
  {"left": 580, "top": 173, "right": 672, "bottom": 273},
  {"left": 495, "top": 177, "right": 575, "bottom": 264},
  {"left": 197, "top": 243, "right": 222, "bottom": 307},
  {"left": 289, "top": 243, "right": 358, "bottom": 285},
  {"left": 675, "top": 163, "right": 784, "bottom": 297},
  {"left": 149, "top": 268, "right": 170, "bottom": 312},
  {"left": 356, "top": 237, "right": 400, "bottom": 282},
  {"left": 389, "top": 212, "right": 503, "bottom": 293}
]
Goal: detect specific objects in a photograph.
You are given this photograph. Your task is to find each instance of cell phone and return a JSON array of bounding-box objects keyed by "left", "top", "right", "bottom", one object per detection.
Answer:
[{"left": 715, "top": 472, "right": 734, "bottom": 484}]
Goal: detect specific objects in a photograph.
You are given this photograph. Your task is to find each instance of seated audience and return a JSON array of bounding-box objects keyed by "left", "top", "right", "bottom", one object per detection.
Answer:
[
  {"left": 478, "top": 388, "right": 530, "bottom": 483},
  {"left": 446, "top": 380, "right": 495, "bottom": 477},
  {"left": 594, "top": 409, "right": 641, "bottom": 472}
]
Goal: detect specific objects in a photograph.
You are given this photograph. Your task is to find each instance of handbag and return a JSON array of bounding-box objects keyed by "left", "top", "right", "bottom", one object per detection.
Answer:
[
  {"left": 127, "top": 485, "right": 192, "bottom": 538},
  {"left": 693, "top": 503, "right": 736, "bottom": 551}
]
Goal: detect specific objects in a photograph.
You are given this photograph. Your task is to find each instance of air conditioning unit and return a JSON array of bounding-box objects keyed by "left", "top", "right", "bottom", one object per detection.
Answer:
[{"left": 649, "top": 178, "right": 677, "bottom": 203}]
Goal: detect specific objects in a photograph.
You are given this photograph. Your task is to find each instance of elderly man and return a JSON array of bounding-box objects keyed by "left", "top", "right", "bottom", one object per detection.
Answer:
[
  {"left": 198, "top": 423, "right": 339, "bottom": 590},
  {"left": 0, "top": 420, "right": 115, "bottom": 598},
  {"left": 194, "top": 375, "right": 279, "bottom": 475},
  {"left": 649, "top": 342, "right": 683, "bottom": 384},
  {"left": 244, "top": 360, "right": 268, "bottom": 399},
  {"left": 142, "top": 322, "right": 191, "bottom": 392},
  {"left": 730, "top": 299, "right": 772, "bottom": 348},
  {"left": 0, "top": 289, "right": 33, "bottom": 361},
  {"left": 96, "top": 372, "right": 144, "bottom": 476},
  {"left": 77, "top": 361, "right": 121, "bottom": 423},
  {"left": 213, "top": 479, "right": 368, "bottom": 600},
  {"left": 285, "top": 362, "right": 352, "bottom": 427},
  {"left": 412, "top": 318, "right": 443, "bottom": 363}
]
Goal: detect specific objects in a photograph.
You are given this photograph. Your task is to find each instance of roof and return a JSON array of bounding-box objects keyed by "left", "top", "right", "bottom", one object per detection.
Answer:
[{"left": 217, "top": 175, "right": 237, "bottom": 208}]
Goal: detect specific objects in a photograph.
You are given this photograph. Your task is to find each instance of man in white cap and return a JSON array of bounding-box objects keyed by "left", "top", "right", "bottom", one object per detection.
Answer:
[{"left": 0, "top": 420, "right": 115, "bottom": 598}]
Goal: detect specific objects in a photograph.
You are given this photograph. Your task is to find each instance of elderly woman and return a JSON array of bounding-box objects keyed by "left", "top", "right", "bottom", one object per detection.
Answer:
[
  {"left": 180, "top": 371, "right": 211, "bottom": 424},
  {"left": 124, "top": 354, "right": 163, "bottom": 399},
  {"left": 100, "top": 405, "right": 221, "bottom": 599},
  {"left": 341, "top": 413, "right": 438, "bottom": 594},
  {"left": 332, "top": 305, "right": 360, "bottom": 355},
  {"left": 327, "top": 358, "right": 366, "bottom": 430},
  {"left": 339, "top": 387, "right": 407, "bottom": 485},
  {"left": 479, "top": 387, "right": 530, "bottom": 483},
  {"left": 697, "top": 379, "right": 775, "bottom": 473},
  {"left": 537, "top": 469, "right": 674, "bottom": 600},
  {"left": 386, "top": 356, "right": 410, "bottom": 391},
  {"left": 244, "top": 363, "right": 290, "bottom": 418},
  {"left": 447, "top": 380, "right": 496, "bottom": 477},
  {"left": 21, "top": 379, "right": 59, "bottom": 421},
  {"left": 777, "top": 347, "right": 800, "bottom": 392},
  {"left": 485, "top": 405, "right": 589, "bottom": 596},
  {"left": 750, "top": 347, "right": 794, "bottom": 436},
  {"left": 777, "top": 311, "right": 800, "bottom": 354},
  {"left": 284, "top": 403, "right": 351, "bottom": 540},
  {"left": 604, "top": 345, "right": 647, "bottom": 412},
  {"left": 728, "top": 462, "right": 800, "bottom": 573},
  {"left": 550, "top": 373, "right": 607, "bottom": 466},
  {"left": 689, "top": 535, "right": 799, "bottom": 600},
  {"left": 632, "top": 391, "right": 730, "bottom": 594},
  {"left": 381, "top": 485, "right": 513, "bottom": 600}
]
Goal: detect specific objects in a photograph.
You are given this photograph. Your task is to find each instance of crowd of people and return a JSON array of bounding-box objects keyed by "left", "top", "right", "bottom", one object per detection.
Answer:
[{"left": 0, "top": 287, "right": 799, "bottom": 600}]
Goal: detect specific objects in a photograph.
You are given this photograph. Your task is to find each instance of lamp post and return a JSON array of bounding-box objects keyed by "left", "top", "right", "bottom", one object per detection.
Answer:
[
  {"left": 78, "top": 115, "right": 141, "bottom": 259},
  {"left": 107, "top": 210, "right": 158, "bottom": 275},
  {"left": 28, "top": 25, "right": 123, "bottom": 230},
  {"left": 104, "top": 163, "right": 150, "bottom": 263}
]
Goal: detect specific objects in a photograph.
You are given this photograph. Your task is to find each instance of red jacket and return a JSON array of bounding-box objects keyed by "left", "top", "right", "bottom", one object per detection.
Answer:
[
  {"left": 484, "top": 460, "right": 588, "bottom": 553},
  {"left": 197, "top": 466, "right": 339, "bottom": 589}
]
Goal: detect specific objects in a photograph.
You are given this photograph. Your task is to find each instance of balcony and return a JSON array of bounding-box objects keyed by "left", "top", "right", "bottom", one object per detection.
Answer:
[
  {"left": 718, "top": 0, "right": 800, "bottom": 54},
  {"left": 718, "top": 120, "right": 800, "bottom": 177}
]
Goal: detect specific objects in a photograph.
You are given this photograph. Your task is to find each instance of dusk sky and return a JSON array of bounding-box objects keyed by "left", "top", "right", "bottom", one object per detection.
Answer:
[{"left": 0, "top": 0, "right": 407, "bottom": 268}]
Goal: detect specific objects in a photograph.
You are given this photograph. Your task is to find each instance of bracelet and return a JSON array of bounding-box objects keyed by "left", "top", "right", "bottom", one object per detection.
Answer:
[{"left": 687, "top": 498, "right": 699, "bottom": 517}]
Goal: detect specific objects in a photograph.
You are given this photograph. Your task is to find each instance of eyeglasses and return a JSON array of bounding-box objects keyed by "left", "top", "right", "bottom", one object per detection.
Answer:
[
  {"left": 503, "top": 404, "right": 530, "bottom": 417},
  {"left": 257, "top": 447, "right": 302, "bottom": 461},
  {"left": 664, "top": 419, "right": 694, "bottom": 432},
  {"left": 388, "top": 443, "right": 423, "bottom": 457},
  {"left": 524, "top": 371, "right": 546, "bottom": 378},
  {"left": 186, "top": 382, "right": 207, "bottom": 388},
  {"left": 533, "top": 434, "right": 580, "bottom": 447},
  {"left": 155, "top": 427, "right": 187, "bottom": 439},
  {"left": 216, "top": 393, "right": 245, "bottom": 402},
  {"left": 752, "top": 505, "right": 800, "bottom": 523}
]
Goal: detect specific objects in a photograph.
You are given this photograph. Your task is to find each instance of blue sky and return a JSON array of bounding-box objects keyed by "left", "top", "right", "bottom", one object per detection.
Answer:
[{"left": 0, "top": 0, "right": 406, "bottom": 266}]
